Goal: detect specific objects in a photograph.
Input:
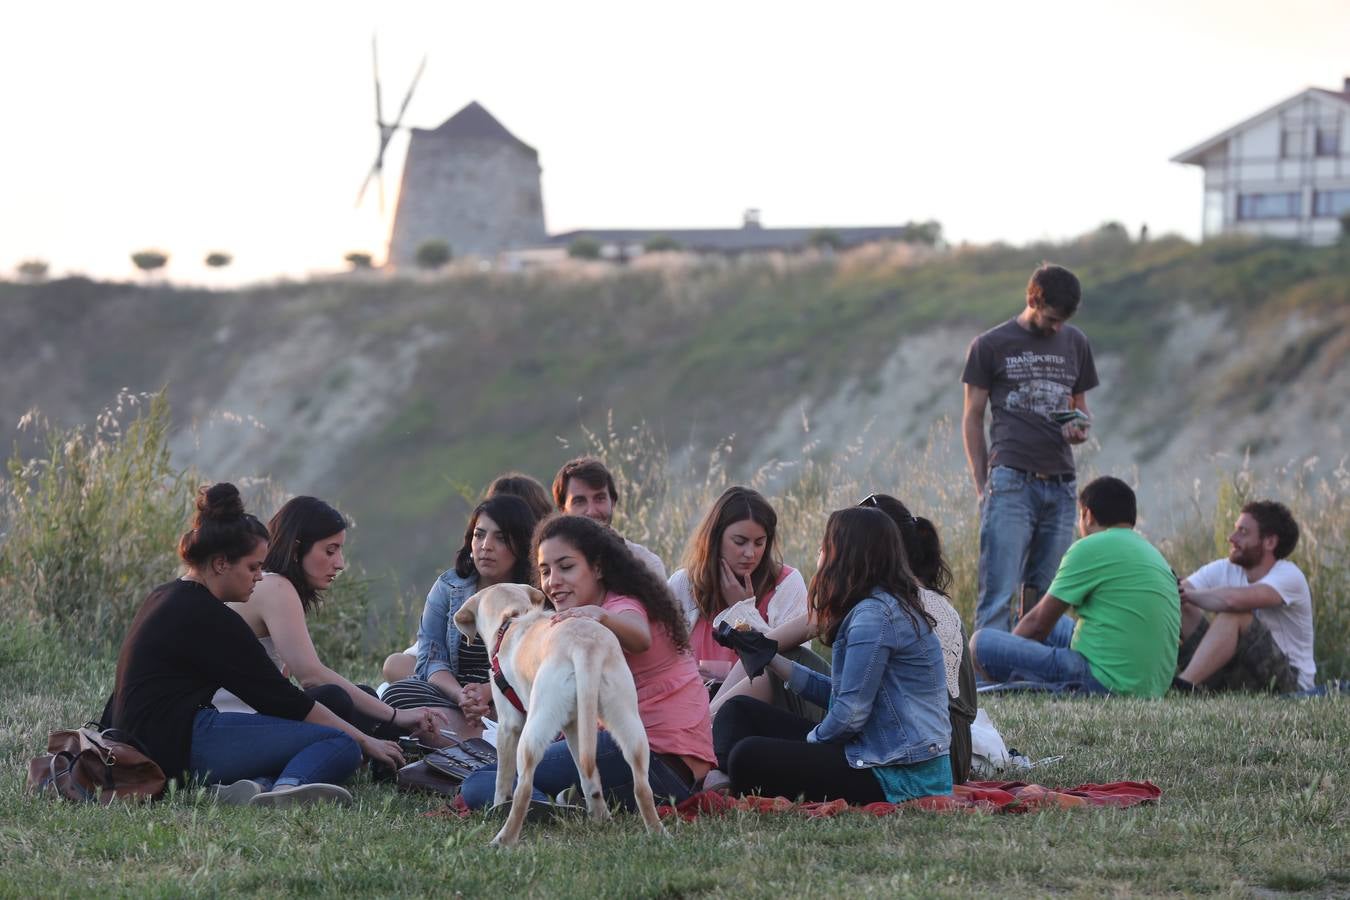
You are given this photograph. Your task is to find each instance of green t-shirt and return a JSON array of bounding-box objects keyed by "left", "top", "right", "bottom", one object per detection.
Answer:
[{"left": 1048, "top": 527, "right": 1180, "bottom": 698}]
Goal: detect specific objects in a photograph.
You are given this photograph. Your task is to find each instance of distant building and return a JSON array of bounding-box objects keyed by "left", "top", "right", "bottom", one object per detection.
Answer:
[
  {"left": 1173, "top": 78, "right": 1350, "bottom": 245},
  {"left": 387, "top": 102, "right": 546, "bottom": 267},
  {"left": 550, "top": 210, "right": 937, "bottom": 259}
]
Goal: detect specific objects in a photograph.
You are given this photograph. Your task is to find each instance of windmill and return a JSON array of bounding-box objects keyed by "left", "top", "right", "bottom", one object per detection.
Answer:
[{"left": 356, "top": 36, "right": 427, "bottom": 213}]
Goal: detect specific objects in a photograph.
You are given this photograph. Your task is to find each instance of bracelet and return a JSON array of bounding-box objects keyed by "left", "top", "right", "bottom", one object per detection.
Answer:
[{"left": 386, "top": 707, "right": 398, "bottom": 726}]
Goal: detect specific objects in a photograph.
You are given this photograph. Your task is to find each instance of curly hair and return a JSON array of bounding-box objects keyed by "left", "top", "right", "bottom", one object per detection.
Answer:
[
  {"left": 809, "top": 507, "right": 933, "bottom": 645},
  {"left": 1242, "top": 500, "right": 1300, "bottom": 560},
  {"left": 534, "top": 514, "right": 689, "bottom": 651}
]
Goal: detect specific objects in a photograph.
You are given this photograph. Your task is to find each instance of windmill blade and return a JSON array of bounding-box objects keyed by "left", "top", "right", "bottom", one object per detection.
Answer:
[
  {"left": 389, "top": 54, "right": 427, "bottom": 131},
  {"left": 371, "top": 35, "right": 385, "bottom": 128}
]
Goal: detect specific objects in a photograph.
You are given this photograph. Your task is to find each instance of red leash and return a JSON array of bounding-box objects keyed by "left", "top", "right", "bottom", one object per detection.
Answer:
[{"left": 489, "top": 618, "right": 528, "bottom": 715}]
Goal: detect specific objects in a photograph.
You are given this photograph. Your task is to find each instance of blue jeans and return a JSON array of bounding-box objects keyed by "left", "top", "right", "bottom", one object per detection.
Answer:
[
  {"left": 460, "top": 729, "right": 696, "bottom": 810},
  {"left": 976, "top": 466, "right": 1077, "bottom": 632},
  {"left": 188, "top": 708, "right": 362, "bottom": 788},
  {"left": 970, "top": 617, "right": 1105, "bottom": 690}
]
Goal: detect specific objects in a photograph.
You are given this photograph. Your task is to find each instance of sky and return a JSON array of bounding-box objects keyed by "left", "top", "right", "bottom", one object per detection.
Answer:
[{"left": 2, "top": 0, "right": 1348, "bottom": 284}]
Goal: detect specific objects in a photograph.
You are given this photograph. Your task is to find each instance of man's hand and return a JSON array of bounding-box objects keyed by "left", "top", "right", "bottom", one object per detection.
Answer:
[{"left": 1062, "top": 422, "right": 1091, "bottom": 445}]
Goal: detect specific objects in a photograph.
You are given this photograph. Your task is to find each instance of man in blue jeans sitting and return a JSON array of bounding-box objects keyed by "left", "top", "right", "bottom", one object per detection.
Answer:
[
  {"left": 968, "top": 477, "right": 1180, "bottom": 698},
  {"left": 961, "top": 263, "right": 1099, "bottom": 632}
]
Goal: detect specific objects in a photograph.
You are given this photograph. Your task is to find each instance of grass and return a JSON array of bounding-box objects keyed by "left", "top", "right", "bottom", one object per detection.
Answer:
[{"left": 1, "top": 624, "right": 1346, "bottom": 897}]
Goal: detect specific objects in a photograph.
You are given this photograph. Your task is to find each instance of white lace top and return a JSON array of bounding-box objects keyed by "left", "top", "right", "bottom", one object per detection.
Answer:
[{"left": 918, "top": 588, "right": 963, "bottom": 699}]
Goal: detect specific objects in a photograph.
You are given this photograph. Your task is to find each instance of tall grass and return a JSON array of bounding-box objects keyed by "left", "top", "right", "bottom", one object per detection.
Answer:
[{"left": 3, "top": 396, "right": 1346, "bottom": 679}]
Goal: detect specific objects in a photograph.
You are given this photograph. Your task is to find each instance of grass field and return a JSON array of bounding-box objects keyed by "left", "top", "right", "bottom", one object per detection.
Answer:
[{"left": 1, "top": 624, "right": 1346, "bottom": 898}]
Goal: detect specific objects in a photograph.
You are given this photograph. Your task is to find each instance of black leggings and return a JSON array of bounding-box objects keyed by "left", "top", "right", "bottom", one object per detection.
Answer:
[
  {"left": 712, "top": 696, "right": 885, "bottom": 804},
  {"left": 305, "top": 684, "right": 402, "bottom": 740}
]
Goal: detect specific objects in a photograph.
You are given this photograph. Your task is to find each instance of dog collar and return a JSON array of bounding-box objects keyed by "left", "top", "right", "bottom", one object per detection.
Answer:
[{"left": 490, "top": 618, "right": 527, "bottom": 715}]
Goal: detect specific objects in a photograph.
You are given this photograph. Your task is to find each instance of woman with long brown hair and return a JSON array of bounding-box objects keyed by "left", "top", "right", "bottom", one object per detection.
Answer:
[
  {"left": 668, "top": 486, "right": 814, "bottom": 685},
  {"left": 710, "top": 507, "right": 952, "bottom": 803}
]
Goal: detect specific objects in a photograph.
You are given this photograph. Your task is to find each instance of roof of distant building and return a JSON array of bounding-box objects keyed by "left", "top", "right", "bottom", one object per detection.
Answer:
[
  {"left": 547, "top": 225, "right": 925, "bottom": 253},
  {"left": 1173, "top": 79, "right": 1350, "bottom": 164},
  {"left": 418, "top": 101, "right": 537, "bottom": 157}
]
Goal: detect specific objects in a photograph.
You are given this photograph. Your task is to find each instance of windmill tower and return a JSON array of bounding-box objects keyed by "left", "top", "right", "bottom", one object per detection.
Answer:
[{"left": 385, "top": 101, "right": 547, "bottom": 267}]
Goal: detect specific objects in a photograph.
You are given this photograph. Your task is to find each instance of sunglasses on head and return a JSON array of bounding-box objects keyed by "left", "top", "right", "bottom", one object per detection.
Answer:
[{"left": 856, "top": 493, "right": 916, "bottom": 525}]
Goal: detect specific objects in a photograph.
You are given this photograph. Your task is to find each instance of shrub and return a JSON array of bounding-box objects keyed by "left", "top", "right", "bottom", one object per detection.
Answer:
[
  {"left": 807, "top": 228, "right": 842, "bottom": 251},
  {"left": 204, "top": 252, "right": 233, "bottom": 268},
  {"left": 643, "top": 234, "right": 682, "bottom": 253},
  {"left": 415, "top": 240, "right": 452, "bottom": 270},
  {"left": 345, "top": 251, "right": 374, "bottom": 270},
  {"left": 568, "top": 237, "right": 603, "bottom": 260},
  {"left": 16, "top": 259, "right": 49, "bottom": 282},
  {"left": 131, "top": 250, "right": 169, "bottom": 276},
  {"left": 0, "top": 392, "right": 192, "bottom": 650}
]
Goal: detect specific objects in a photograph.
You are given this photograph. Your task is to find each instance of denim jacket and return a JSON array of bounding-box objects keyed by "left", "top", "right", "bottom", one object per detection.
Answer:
[
  {"left": 414, "top": 569, "right": 479, "bottom": 681},
  {"left": 788, "top": 589, "right": 951, "bottom": 768}
]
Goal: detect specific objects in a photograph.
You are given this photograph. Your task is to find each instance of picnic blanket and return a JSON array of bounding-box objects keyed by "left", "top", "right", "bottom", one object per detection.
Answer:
[{"left": 425, "top": 780, "right": 1159, "bottom": 820}]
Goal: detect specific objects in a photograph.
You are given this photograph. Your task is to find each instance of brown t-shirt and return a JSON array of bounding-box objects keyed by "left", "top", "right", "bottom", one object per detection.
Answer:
[{"left": 961, "top": 318, "right": 1098, "bottom": 476}]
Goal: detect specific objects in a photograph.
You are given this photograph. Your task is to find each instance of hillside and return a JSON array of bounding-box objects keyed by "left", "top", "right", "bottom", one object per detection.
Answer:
[{"left": 2, "top": 233, "right": 1348, "bottom": 586}]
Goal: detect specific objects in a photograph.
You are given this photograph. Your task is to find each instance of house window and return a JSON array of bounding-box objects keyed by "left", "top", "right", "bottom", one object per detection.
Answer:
[
  {"left": 1315, "top": 127, "right": 1341, "bottom": 157},
  {"left": 1237, "top": 192, "right": 1302, "bottom": 220},
  {"left": 1281, "top": 129, "right": 1305, "bottom": 158},
  {"left": 1313, "top": 189, "right": 1350, "bottom": 217}
]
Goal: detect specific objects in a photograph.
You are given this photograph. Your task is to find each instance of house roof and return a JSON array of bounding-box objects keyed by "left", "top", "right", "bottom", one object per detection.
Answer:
[
  {"left": 1172, "top": 84, "right": 1350, "bottom": 165},
  {"left": 416, "top": 101, "right": 537, "bottom": 156},
  {"left": 547, "top": 225, "right": 924, "bottom": 253}
]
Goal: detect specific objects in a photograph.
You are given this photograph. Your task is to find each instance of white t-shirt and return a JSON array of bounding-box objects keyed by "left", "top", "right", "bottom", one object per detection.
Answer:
[
  {"left": 1187, "top": 558, "right": 1316, "bottom": 690},
  {"left": 212, "top": 636, "right": 285, "bottom": 713},
  {"left": 668, "top": 566, "right": 810, "bottom": 647},
  {"left": 625, "top": 538, "right": 667, "bottom": 581}
]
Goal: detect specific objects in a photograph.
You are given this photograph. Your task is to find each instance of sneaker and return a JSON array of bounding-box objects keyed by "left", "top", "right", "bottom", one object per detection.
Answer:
[
  {"left": 247, "top": 783, "right": 354, "bottom": 808},
  {"left": 700, "top": 768, "right": 731, "bottom": 794},
  {"left": 209, "top": 779, "right": 264, "bottom": 806}
]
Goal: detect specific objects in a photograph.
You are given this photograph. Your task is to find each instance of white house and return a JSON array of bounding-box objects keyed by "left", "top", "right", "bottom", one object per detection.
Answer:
[{"left": 1173, "top": 78, "right": 1350, "bottom": 245}]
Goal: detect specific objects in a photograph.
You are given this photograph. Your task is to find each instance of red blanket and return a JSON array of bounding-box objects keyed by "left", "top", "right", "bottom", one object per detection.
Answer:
[{"left": 426, "top": 780, "right": 1159, "bottom": 820}]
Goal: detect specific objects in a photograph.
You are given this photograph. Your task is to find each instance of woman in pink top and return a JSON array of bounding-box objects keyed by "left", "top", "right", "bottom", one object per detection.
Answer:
[{"left": 459, "top": 514, "right": 715, "bottom": 811}]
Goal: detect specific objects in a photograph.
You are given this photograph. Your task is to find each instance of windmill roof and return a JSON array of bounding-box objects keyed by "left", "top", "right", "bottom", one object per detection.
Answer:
[{"left": 423, "top": 101, "right": 536, "bottom": 156}]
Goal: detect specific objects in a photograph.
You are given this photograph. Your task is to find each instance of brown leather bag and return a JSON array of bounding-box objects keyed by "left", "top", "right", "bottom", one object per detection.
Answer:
[{"left": 27, "top": 724, "right": 166, "bottom": 804}]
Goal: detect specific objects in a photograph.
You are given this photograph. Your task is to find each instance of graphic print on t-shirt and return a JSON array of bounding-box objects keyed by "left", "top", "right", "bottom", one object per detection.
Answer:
[{"left": 1002, "top": 351, "right": 1073, "bottom": 419}]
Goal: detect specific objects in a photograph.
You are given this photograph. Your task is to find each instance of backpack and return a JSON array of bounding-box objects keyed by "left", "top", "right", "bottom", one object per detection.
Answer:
[{"left": 27, "top": 723, "right": 166, "bottom": 804}]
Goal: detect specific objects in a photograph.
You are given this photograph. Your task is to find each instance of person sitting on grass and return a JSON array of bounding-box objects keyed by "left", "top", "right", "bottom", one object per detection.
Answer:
[
  {"left": 381, "top": 473, "right": 555, "bottom": 684},
  {"left": 712, "top": 507, "right": 952, "bottom": 804},
  {"left": 1175, "top": 500, "right": 1315, "bottom": 693},
  {"left": 968, "top": 476, "right": 1180, "bottom": 697},
  {"left": 213, "top": 496, "right": 447, "bottom": 744},
  {"left": 383, "top": 494, "right": 539, "bottom": 740},
  {"left": 709, "top": 493, "right": 977, "bottom": 784},
  {"left": 460, "top": 514, "right": 715, "bottom": 813},
  {"left": 552, "top": 456, "right": 667, "bottom": 579},
  {"left": 104, "top": 483, "right": 404, "bottom": 807},
  {"left": 668, "top": 486, "right": 816, "bottom": 689}
]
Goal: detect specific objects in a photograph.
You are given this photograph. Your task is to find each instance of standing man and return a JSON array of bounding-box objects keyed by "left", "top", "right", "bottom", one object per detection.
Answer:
[
  {"left": 1175, "top": 501, "right": 1314, "bottom": 693},
  {"left": 962, "top": 263, "right": 1098, "bottom": 632},
  {"left": 551, "top": 456, "right": 667, "bottom": 580}
]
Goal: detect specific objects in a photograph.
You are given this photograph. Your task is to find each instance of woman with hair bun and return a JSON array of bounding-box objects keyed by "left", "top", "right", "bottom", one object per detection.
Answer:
[
  {"left": 105, "top": 483, "right": 404, "bottom": 807},
  {"left": 213, "top": 496, "right": 448, "bottom": 744}
]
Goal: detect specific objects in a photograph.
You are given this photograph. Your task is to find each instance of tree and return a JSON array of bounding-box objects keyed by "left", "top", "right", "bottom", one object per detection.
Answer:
[
  {"left": 204, "top": 251, "right": 232, "bottom": 269},
  {"left": 1340, "top": 212, "right": 1350, "bottom": 243},
  {"left": 414, "top": 239, "right": 452, "bottom": 270},
  {"left": 344, "top": 251, "right": 374, "bottom": 270},
  {"left": 807, "top": 228, "right": 842, "bottom": 251},
  {"left": 568, "top": 236, "right": 603, "bottom": 260},
  {"left": 642, "top": 234, "right": 682, "bottom": 253},
  {"left": 16, "top": 259, "right": 49, "bottom": 282},
  {"left": 131, "top": 250, "right": 169, "bottom": 278},
  {"left": 907, "top": 220, "right": 943, "bottom": 246}
]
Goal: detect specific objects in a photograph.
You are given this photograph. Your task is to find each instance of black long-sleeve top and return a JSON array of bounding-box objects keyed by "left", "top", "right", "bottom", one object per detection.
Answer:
[{"left": 107, "top": 578, "right": 315, "bottom": 782}]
